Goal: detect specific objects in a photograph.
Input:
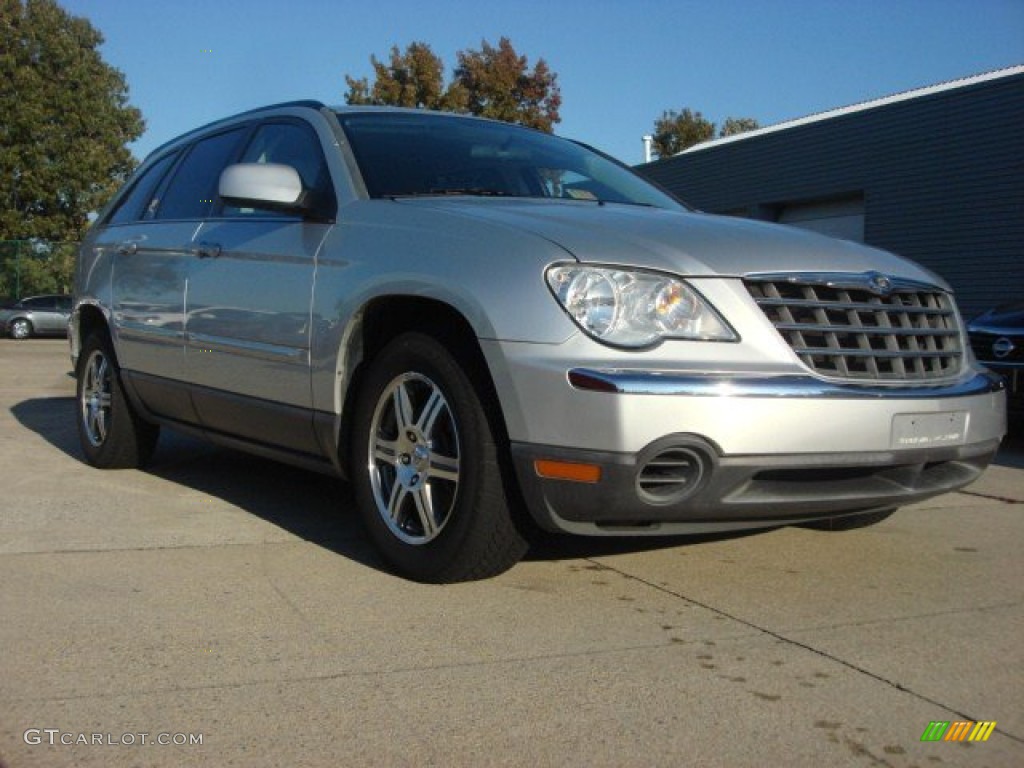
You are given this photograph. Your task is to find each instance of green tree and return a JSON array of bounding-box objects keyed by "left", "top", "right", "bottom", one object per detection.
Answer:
[
  {"left": 720, "top": 116, "right": 760, "bottom": 137},
  {"left": 650, "top": 109, "right": 760, "bottom": 158},
  {"left": 651, "top": 109, "right": 715, "bottom": 158},
  {"left": 344, "top": 37, "right": 561, "bottom": 132},
  {"left": 0, "top": 0, "right": 144, "bottom": 242},
  {"left": 344, "top": 41, "right": 466, "bottom": 112},
  {"left": 453, "top": 37, "right": 560, "bottom": 132}
]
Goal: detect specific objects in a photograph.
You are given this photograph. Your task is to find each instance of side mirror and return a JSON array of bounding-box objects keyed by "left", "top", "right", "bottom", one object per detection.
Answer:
[{"left": 219, "top": 163, "right": 308, "bottom": 213}]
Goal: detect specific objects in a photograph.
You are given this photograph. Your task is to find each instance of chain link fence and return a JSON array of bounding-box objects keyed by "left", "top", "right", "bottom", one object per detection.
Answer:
[{"left": 0, "top": 240, "right": 78, "bottom": 302}]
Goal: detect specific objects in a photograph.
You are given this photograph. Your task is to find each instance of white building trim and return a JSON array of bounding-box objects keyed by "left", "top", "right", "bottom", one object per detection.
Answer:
[{"left": 676, "top": 64, "right": 1024, "bottom": 157}]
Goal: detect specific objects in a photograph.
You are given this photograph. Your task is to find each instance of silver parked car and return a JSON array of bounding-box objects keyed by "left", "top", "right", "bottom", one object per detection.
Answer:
[
  {"left": 71, "top": 102, "right": 1007, "bottom": 581},
  {"left": 0, "top": 294, "right": 72, "bottom": 339}
]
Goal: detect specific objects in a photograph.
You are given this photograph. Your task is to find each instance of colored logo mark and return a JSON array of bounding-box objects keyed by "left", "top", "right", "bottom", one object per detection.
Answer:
[{"left": 920, "top": 721, "right": 996, "bottom": 742}]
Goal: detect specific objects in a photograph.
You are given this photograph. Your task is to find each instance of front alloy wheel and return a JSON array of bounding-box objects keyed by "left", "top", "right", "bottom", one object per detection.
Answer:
[
  {"left": 351, "top": 332, "right": 527, "bottom": 582},
  {"left": 368, "top": 372, "right": 461, "bottom": 545}
]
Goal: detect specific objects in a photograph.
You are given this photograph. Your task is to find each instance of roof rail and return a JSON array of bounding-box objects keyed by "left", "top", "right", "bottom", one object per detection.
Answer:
[{"left": 147, "top": 99, "right": 327, "bottom": 158}]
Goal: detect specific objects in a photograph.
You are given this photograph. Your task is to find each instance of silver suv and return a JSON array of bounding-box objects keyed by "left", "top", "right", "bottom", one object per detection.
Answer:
[{"left": 71, "top": 101, "right": 1007, "bottom": 581}]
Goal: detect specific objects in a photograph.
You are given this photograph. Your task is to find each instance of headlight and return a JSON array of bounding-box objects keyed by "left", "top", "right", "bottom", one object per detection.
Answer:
[{"left": 545, "top": 264, "right": 735, "bottom": 348}]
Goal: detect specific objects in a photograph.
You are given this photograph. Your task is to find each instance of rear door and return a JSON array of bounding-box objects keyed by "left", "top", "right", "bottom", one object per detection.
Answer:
[{"left": 185, "top": 119, "right": 336, "bottom": 454}]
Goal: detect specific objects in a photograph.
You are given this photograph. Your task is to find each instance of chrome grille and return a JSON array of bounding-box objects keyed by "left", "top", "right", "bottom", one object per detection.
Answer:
[{"left": 745, "top": 275, "right": 963, "bottom": 381}]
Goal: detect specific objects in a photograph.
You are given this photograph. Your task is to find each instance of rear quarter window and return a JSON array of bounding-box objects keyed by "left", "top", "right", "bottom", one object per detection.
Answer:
[{"left": 106, "top": 152, "right": 178, "bottom": 225}]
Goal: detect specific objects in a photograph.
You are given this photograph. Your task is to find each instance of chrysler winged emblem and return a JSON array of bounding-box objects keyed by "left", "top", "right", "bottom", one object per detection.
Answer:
[{"left": 866, "top": 272, "right": 893, "bottom": 295}]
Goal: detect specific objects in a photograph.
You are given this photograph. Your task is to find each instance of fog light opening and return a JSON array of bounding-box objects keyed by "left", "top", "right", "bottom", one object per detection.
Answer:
[{"left": 636, "top": 446, "right": 708, "bottom": 505}]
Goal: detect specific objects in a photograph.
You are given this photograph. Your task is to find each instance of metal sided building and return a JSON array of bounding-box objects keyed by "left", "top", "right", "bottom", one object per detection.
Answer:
[{"left": 637, "top": 66, "right": 1024, "bottom": 318}]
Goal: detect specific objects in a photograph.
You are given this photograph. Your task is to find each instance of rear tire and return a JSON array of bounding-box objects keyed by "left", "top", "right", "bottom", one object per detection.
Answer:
[
  {"left": 76, "top": 332, "right": 159, "bottom": 468},
  {"left": 350, "top": 332, "right": 528, "bottom": 582}
]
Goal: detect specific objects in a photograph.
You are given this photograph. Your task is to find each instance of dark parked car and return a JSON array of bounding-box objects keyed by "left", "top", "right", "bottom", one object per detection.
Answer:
[
  {"left": 0, "top": 294, "right": 72, "bottom": 339},
  {"left": 969, "top": 303, "right": 1024, "bottom": 413}
]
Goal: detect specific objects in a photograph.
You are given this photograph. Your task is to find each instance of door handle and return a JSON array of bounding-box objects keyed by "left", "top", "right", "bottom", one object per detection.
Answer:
[
  {"left": 116, "top": 241, "right": 138, "bottom": 255},
  {"left": 190, "top": 242, "right": 222, "bottom": 259}
]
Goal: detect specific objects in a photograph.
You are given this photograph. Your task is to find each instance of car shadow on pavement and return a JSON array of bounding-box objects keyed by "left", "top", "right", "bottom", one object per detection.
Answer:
[
  {"left": 10, "top": 396, "right": 81, "bottom": 458},
  {"left": 10, "top": 395, "right": 387, "bottom": 574},
  {"left": 522, "top": 523, "right": 768, "bottom": 563},
  {"left": 6, "top": 394, "right": 908, "bottom": 575}
]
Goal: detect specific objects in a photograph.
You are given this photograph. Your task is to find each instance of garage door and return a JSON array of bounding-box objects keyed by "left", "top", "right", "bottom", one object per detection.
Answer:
[{"left": 777, "top": 197, "right": 865, "bottom": 242}]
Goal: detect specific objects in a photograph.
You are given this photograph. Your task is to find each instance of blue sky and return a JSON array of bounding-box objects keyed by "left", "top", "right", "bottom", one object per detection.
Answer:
[{"left": 62, "top": 0, "right": 1024, "bottom": 165}]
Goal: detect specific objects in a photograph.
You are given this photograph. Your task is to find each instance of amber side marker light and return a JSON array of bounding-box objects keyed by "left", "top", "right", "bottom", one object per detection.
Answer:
[{"left": 534, "top": 459, "right": 602, "bottom": 483}]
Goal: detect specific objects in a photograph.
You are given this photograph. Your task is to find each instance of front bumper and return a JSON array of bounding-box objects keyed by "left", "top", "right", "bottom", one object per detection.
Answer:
[
  {"left": 496, "top": 356, "right": 1006, "bottom": 535},
  {"left": 513, "top": 436, "right": 1000, "bottom": 535}
]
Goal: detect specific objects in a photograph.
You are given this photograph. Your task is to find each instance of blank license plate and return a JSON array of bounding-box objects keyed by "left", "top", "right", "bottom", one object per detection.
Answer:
[{"left": 891, "top": 412, "right": 967, "bottom": 448}]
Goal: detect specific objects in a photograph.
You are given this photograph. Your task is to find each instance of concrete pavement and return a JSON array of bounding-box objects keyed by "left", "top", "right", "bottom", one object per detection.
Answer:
[{"left": 1, "top": 339, "right": 1021, "bottom": 767}]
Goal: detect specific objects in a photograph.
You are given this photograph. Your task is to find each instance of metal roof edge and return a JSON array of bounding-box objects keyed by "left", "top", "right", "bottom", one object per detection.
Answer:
[{"left": 672, "top": 64, "right": 1024, "bottom": 158}]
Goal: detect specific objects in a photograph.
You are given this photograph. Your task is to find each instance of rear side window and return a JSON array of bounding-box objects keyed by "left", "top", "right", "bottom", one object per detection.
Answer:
[
  {"left": 23, "top": 297, "right": 56, "bottom": 310},
  {"left": 155, "top": 127, "right": 248, "bottom": 220},
  {"left": 106, "top": 152, "right": 177, "bottom": 225}
]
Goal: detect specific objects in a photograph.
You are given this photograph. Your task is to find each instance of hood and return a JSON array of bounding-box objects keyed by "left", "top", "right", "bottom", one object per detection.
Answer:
[{"left": 398, "top": 198, "right": 948, "bottom": 288}]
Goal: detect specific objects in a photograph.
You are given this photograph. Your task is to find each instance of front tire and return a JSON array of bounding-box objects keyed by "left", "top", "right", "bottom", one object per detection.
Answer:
[
  {"left": 76, "top": 332, "right": 159, "bottom": 468},
  {"left": 350, "top": 333, "right": 527, "bottom": 582},
  {"left": 10, "top": 318, "right": 32, "bottom": 340}
]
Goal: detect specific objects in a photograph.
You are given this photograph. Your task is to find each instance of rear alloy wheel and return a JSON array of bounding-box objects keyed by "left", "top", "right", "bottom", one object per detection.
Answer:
[
  {"left": 10, "top": 318, "right": 32, "bottom": 340},
  {"left": 76, "top": 333, "right": 159, "bottom": 468},
  {"left": 351, "top": 332, "right": 527, "bottom": 582}
]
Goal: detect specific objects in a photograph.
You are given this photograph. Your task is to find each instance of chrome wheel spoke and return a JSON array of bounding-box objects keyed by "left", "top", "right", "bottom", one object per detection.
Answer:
[
  {"left": 386, "top": 479, "right": 407, "bottom": 522},
  {"left": 412, "top": 487, "right": 438, "bottom": 537},
  {"left": 374, "top": 437, "right": 398, "bottom": 463},
  {"left": 428, "top": 451, "right": 459, "bottom": 483},
  {"left": 393, "top": 382, "right": 414, "bottom": 433},
  {"left": 417, "top": 388, "right": 446, "bottom": 434}
]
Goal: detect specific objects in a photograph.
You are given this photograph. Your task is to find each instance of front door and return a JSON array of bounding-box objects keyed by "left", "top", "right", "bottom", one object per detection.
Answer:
[{"left": 184, "top": 120, "right": 337, "bottom": 456}]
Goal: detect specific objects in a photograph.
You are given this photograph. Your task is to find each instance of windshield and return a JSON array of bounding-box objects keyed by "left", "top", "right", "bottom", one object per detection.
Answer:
[{"left": 336, "top": 111, "right": 684, "bottom": 210}]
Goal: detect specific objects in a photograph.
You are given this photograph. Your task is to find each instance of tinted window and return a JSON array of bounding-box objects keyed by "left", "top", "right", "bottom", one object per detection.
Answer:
[
  {"left": 23, "top": 297, "right": 56, "bottom": 310},
  {"left": 336, "top": 112, "right": 683, "bottom": 210},
  {"left": 106, "top": 152, "right": 177, "bottom": 225},
  {"left": 223, "top": 121, "right": 335, "bottom": 218},
  {"left": 156, "top": 128, "right": 248, "bottom": 220}
]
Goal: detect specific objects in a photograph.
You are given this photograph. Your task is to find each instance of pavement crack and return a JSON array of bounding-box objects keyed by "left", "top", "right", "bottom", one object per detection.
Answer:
[
  {"left": 9, "top": 640, "right": 679, "bottom": 705},
  {"left": 956, "top": 489, "right": 1024, "bottom": 504},
  {"left": 588, "top": 558, "right": 1024, "bottom": 746},
  {"left": 0, "top": 539, "right": 344, "bottom": 558}
]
